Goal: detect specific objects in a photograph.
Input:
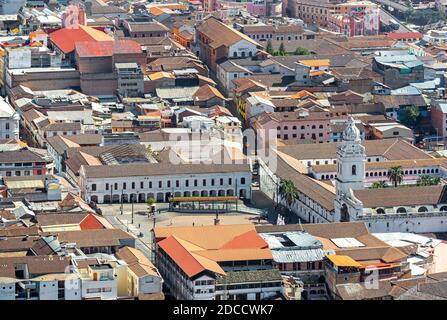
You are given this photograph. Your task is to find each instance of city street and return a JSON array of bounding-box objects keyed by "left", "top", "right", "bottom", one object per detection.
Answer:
[{"left": 98, "top": 190, "right": 276, "bottom": 260}]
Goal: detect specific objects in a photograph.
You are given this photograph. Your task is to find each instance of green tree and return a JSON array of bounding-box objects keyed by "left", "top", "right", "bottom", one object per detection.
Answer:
[
  {"left": 371, "top": 181, "right": 388, "bottom": 189},
  {"left": 266, "top": 39, "right": 273, "bottom": 54},
  {"left": 279, "top": 179, "right": 299, "bottom": 207},
  {"left": 388, "top": 166, "right": 404, "bottom": 187},
  {"left": 278, "top": 42, "right": 286, "bottom": 56},
  {"left": 402, "top": 105, "right": 420, "bottom": 127},
  {"left": 417, "top": 175, "right": 441, "bottom": 186},
  {"left": 294, "top": 47, "right": 311, "bottom": 55},
  {"left": 147, "top": 197, "right": 156, "bottom": 215}
]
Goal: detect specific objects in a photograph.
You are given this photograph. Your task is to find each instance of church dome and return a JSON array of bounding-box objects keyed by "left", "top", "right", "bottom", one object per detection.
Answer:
[{"left": 343, "top": 117, "right": 360, "bottom": 142}]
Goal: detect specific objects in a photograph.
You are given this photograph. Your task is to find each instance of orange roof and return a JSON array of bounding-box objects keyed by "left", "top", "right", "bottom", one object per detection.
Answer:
[
  {"left": 158, "top": 235, "right": 225, "bottom": 277},
  {"left": 155, "top": 224, "right": 272, "bottom": 277},
  {"left": 221, "top": 229, "right": 268, "bottom": 250},
  {"left": 309, "top": 70, "right": 325, "bottom": 77},
  {"left": 148, "top": 71, "right": 174, "bottom": 81},
  {"left": 149, "top": 7, "right": 167, "bottom": 16},
  {"left": 196, "top": 248, "right": 272, "bottom": 261},
  {"left": 387, "top": 32, "right": 422, "bottom": 40},
  {"left": 154, "top": 224, "right": 256, "bottom": 249},
  {"left": 298, "top": 59, "right": 330, "bottom": 67},
  {"left": 326, "top": 254, "right": 361, "bottom": 267},
  {"left": 75, "top": 39, "right": 141, "bottom": 57},
  {"left": 30, "top": 41, "right": 43, "bottom": 47},
  {"left": 290, "top": 90, "right": 315, "bottom": 100},
  {"left": 50, "top": 25, "right": 112, "bottom": 54}
]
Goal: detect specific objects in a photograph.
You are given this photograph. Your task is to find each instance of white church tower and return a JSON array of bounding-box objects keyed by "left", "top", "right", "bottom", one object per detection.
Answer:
[{"left": 334, "top": 117, "right": 366, "bottom": 222}]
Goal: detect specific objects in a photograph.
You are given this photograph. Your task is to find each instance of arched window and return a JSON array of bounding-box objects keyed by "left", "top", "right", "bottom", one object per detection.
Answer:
[
  {"left": 352, "top": 165, "right": 357, "bottom": 176},
  {"left": 293, "top": 126, "right": 297, "bottom": 130},
  {"left": 365, "top": 172, "right": 369, "bottom": 177},
  {"left": 284, "top": 126, "right": 288, "bottom": 130},
  {"left": 376, "top": 208, "right": 385, "bottom": 214},
  {"left": 311, "top": 125, "right": 316, "bottom": 129},
  {"left": 418, "top": 207, "right": 428, "bottom": 213},
  {"left": 277, "top": 126, "right": 281, "bottom": 131},
  {"left": 397, "top": 207, "right": 407, "bottom": 213}
]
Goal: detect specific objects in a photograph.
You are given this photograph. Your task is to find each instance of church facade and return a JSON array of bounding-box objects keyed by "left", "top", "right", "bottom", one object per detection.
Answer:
[{"left": 334, "top": 117, "right": 447, "bottom": 233}]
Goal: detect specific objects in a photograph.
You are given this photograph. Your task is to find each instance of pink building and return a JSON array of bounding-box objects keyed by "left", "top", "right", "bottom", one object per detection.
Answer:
[{"left": 252, "top": 111, "right": 336, "bottom": 143}]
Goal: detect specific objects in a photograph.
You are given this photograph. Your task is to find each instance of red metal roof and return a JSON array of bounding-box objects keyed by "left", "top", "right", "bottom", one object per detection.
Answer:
[
  {"left": 75, "top": 40, "right": 142, "bottom": 57},
  {"left": 80, "top": 214, "right": 106, "bottom": 230}
]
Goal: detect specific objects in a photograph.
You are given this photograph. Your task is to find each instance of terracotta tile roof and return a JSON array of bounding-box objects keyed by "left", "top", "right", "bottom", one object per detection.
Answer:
[
  {"left": 36, "top": 213, "right": 88, "bottom": 227},
  {"left": 196, "top": 17, "right": 260, "bottom": 50},
  {"left": 82, "top": 163, "right": 251, "bottom": 179},
  {"left": 116, "top": 246, "right": 161, "bottom": 278},
  {"left": 50, "top": 25, "right": 112, "bottom": 54},
  {"left": 158, "top": 235, "right": 225, "bottom": 278},
  {"left": 192, "top": 84, "right": 225, "bottom": 101},
  {"left": 0, "top": 256, "right": 71, "bottom": 278},
  {"left": 277, "top": 138, "right": 432, "bottom": 161},
  {"left": 53, "top": 229, "right": 135, "bottom": 248},
  {"left": 387, "top": 32, "right": 422, "bottom": 40},
  {"left": 353, "top": 185, "right": 447, "bottom": 208}
]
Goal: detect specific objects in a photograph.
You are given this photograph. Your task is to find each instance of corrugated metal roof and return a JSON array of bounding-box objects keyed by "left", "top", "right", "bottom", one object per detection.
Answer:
[{"left": 272, "top": 248, "right": 325, "bottom": 263}]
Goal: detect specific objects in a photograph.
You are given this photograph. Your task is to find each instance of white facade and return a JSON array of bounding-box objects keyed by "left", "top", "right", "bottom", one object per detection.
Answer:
[
  {"left": 0, "top": 96, "right": 19, "bottom": 140},
  {"left": 246, "top": 95, "right": 275, "bottom": 120},
  {"left": 79, "top": 167, "right": 252, "bottom": 204},
  {"left": 228, "top": 40, "right": 258, "bottom": 59},
  {"left": 0, "top": 280, "right": 15, "bottom": 300},
  {"left": 259, "top": 158, "right": 334, "bottom": 224}
]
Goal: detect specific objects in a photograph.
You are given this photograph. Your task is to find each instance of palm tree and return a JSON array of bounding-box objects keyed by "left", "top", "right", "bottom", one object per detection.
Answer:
[
  {"left": 279, "top": 179, "right": 299, "bottom": 207},
  {"left": 371, "top": 181, "right": 388, "bottom": 189},
  {"left": 388, "top": 166, "right": 404, "bottom": 187},
  {"left": 417, "top": 175, "right": 441, "bottom": 186}
]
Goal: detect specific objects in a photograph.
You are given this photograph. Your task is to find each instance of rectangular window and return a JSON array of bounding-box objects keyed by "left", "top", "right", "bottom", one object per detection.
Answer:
[
  {"left": 229, "top": 178, "right": 232, "bottom": 185},
  {"left": 241, "top": 178, "right": 246, "bottom": 185},
  {"left": 186, "top": 180, "right": 189, "bottom": 187},
  {"left": 194, "top": 180, "right": 198, "bottom": 187},
  {"left": 211, "top": 179, "right": 215, "bottom": 186},
  {"left": 176, "top": 180, "right": 179, "bottom": 188},
  {"left": 203, "top": 179, "right": 206, "bottom": 186},
  {"left": 105, "top": 183, "right": 109, "bottom": 191},
  {"left": 149, "top": 181, "right": 152, "bottom": 188},
  {"left": 158, "top": 181, "right": 162, "bottom": 188},
  {"left": 140, "top": 182, "right": 144, "bottom": 189},
  {"left": 92, "top": 184, "right": 96, "bottom": 191},
  {"left": 132, "top": 182, "right": 135, "bottom": 189},
  {"left": 167, "top": 180, "right": 171, "bottom": 188}
]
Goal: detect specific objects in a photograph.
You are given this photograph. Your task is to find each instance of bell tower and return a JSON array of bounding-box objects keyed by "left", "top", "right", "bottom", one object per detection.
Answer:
[{"left": 334, "top": 117, "right": 365, "bottom": 222}]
